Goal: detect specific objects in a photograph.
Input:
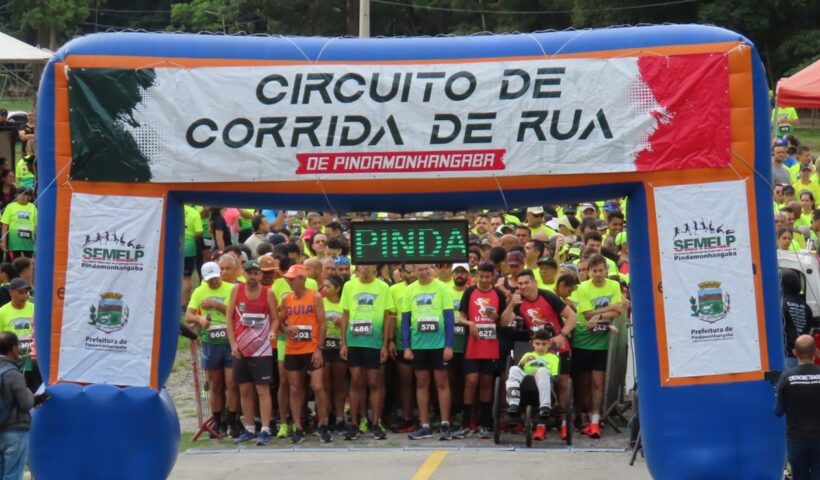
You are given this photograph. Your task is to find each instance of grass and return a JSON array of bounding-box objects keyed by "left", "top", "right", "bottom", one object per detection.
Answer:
[
  {"left": 0, "top": 97, "right": 33, "bottom": 112},
  {"left": 794, "top": 126, "right": 820, "bottom": 151}
]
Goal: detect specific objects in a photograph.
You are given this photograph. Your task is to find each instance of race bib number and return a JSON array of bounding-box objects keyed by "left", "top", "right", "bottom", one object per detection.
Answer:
[
  {"left": 324, "top": 337, "right": 341, "bottom": 350},
  {"left": 508, "top": 316, "right": 523, "bottom": 330},
  {"left": 207, "top": 326, "right": 227, "bottom": 341},
  {"left": 591, "top": 321, "right": 611, "bottom": 333},
  {"left": 293, "top": 325, "right": 313, "bottom": 342},
  {"left": 350, "top": 320, "right": 373, "bottom": 336},
  {"left": 454, "top": 325, "right": 466, "bottom": 336},
  {"left": 18, "top": 338, "right": 32, "bottom": 352},
  {"left": 240, "top": 313, "right": 267, "bottom": 328},
  {"left": 17, "top": 229, "right": 32, "bottom": 239},
  {"left": 417, "top": 317, "right": 439, "bottom": 333},
  {"left": 509, "top": 387, "right": 520, "bottom": 398},
  {"left": 477, "top": 323, "right": 497, "bottom": 340}
]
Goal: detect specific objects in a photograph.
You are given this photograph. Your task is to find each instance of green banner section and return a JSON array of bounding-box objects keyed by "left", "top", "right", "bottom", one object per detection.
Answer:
[{"left": 68, "top": 68, "right": 156, "bottom": 182}]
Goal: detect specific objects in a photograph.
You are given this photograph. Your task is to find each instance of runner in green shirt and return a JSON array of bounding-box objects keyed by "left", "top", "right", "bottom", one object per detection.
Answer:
[
  {"left": 340, "top": 264, "right": 393, "bottom": 440},
  {"left": 321, "top": 274, "right": 347, "bottom": 432},
  {"left": 0, "top": 278, "right": 35, "bottom": 389},
  {"left": 571, "top": 255, "right": 624, "bottom": 440},
  {"left": 388, "top": 265, "right": 417, "bottom": 433},
  {"left": 182, "top": 204, "right": 203, "bottom": 310},
  {"left": 402, "top": 264, "right": 455, "bottom": 441},
  {"left": 0, "top": 190, "right": 36, "bottom": 257},
  {"left": 185, "top": 261, "right": 238, "bottom": 436}
]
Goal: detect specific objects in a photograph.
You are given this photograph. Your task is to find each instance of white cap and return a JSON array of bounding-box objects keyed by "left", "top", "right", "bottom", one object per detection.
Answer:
[
  {"left": 546, "top": 219, "right": 560, "bottom": 230},
  {"left": 201, "top": 261, "right": 221, "bottom": 281},
  {"left": 451, "top": 263, "right": 470, "bottom": 272},
  {"left": 580, "top": 203, "right": 596, "bottom": 212},
  {"left": 527, "top": 206, "right": 545, "bottom": 215}
]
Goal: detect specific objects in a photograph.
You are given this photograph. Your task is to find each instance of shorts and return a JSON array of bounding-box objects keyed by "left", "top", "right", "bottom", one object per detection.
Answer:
[
  {"left": 448, "top": 352, "right": 464, "bottom": 370},
  {"left": 323, "top": 348, "right": 344, "bottom": 364},
  {"left": 463, "top": 358, "right": 498, "bottom": 376},
  {"left": 183, "top": 256, "right": 196, "bottom": 277},
  {"left": 347, "top": 346, "right": 382, "bottom": 369},
  {"left": 571, "top": 348, "right": 608, "bottom": 374},
  {"left": 201, "top": 343, "right": 233, "bottom": 370},
  {"left": 559, "top": 352, "right": 571, "bottom": 375},
  {"left": 233, "top": 355, "right": 274, "bottom": 384},
  {"left": 411, "top": 348, "right": 448, "bottom": 371},
  {"left": 284, "top": 353, "right": 319, "bottom": 372}
]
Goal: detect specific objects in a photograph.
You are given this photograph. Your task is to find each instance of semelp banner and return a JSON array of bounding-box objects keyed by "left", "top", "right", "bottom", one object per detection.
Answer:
[
  {"left": 67, "top": 53, "right": 730, "bottom": 183},
  {"left": 57, "top": 193, "right": 164, "bottom": 387},
  {"left": 654, "top": 180, "right": 762, "bottom": 380}
]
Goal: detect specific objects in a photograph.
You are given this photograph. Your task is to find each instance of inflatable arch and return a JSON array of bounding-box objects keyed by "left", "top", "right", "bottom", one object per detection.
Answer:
[{"left": 31, "top": 25, "right": 782, "bottom": 479}]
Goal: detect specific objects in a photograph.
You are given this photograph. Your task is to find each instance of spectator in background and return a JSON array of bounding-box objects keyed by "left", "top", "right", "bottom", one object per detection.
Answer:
[
  {"left": 0, "top": 332, "right": 35, "bottom": 480},
  {"left": 781, "top": 270, "right": 813, "bottom": 369},
  {"left": 0, "top": 169, "right": 16, "bottom": 211},
  {"left": 209, "top": 208, "right": 232, "bottom": 252},
  {"left": 0, "top": 189, "right": 36, "bottom": 260},
  {"left": 16, "top": 112, "right": 34, "bottom": 155},
  {"left": 773, "top": 144, "right": 792, "bottom": 186},
  {"left": 776, "top": 335, "right": 820, "bottom": 480}
]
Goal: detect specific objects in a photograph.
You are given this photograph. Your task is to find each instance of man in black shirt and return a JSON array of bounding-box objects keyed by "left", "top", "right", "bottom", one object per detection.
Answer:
[
  {"left": 782, "top": 270, "right": 814, "bottom": 369},
  {"left": 776, "top": 335, "right": 820, "bottom": 480}
]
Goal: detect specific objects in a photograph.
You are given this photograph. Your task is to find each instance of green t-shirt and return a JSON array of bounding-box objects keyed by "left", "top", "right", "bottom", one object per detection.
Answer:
[
  {"left": 390, "top": 281, "right": 409, "bottom": 350},
  {"left": 1, "top": 201, "right": 36, "bottom": 252},
  {"left": 238, "top": 209, "right": 254, "bottom": 231},
  {"left": 187, "top": 280, "right": 233, "bottom": 344},
  {"left": 195, "top": 206, "right": 212, "bottom": 239},
  {"left": 183, "top": 205, "right": 203, "bottom": 258},
  {"left": 519, "top": 351, "right": 560, "bottom": 376},
  {"left": 341, "top": 277, "right": 394, "bottom": 349},
  {"left": 273, "top": 277, "right": 319, "bottom": 340},
  {"left": 530, "top": 224, "right": 555, "bottom": 238},
  {"left": 402, "top": 279, "right": 453, "bottom": 351},
  {"left": 452, "top": 286, "right": 467, "bottom": 353},
  {"left": 573, "top": 278, "right": 623, "bottom": 351},
  {"left": 0, "top": 300, "right": 34, "bottom": 371},
  {"left": 15, "top": 158, "right": 34, "bottom": 190},
  {"left": 323, "top": 297, "right": 343, "bottom": 349}
]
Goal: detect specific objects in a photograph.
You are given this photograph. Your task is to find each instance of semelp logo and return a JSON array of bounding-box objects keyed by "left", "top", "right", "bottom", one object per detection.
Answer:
[
  {"left": 671, "top": 219, "right": 737, "bottom": 261},
  {"left": 81, "top": 230, "right": 146, "bottom": 272}
]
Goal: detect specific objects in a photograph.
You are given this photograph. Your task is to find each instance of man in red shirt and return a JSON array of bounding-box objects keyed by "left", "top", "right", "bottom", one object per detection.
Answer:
[
  {"left": 501, "top": 270, "right": 576, "bottom": 440},
  {"left": 225, "top": 260, "right": 278, "bottom": 445},
  {"left": 454, "top": 262, "right": 507, "bottom": 439}
]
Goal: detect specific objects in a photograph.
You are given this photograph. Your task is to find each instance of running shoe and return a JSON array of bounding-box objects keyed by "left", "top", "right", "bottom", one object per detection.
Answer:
[
  {"left": 372, "top": 422, "right": 387, "bottom": 440},
  {"left": 439, "top": 423, "right": 452, "bottom": 441},
  {"left": 506, "top": 404, "right": 520, "bottom": 415},
  {"left": 538, "top": 406, "right": 552, "bottom": 418},
  {"left": 560, "top": 424, "right": 568, "bottom": 441},
  {"left": 452, "top": 427, "right": 472, "bottom": 439},
  {"left": 256, "top": 430, "right": 271, "bottom": 446},
  {"left": 408, "top": 426, "right": 434, "bottom": 440},
  {"left": 318, "top": 425, "right": 332, "bottom": 443},
  {"left": 587, "top": 423, "right": 601, "bottom": 439},
  {"left": 276, "top": 423, "right": 289, "bottom": 439},
  {"left": 477, "top": 427, "right": 491, "bottom": 439},
  {"left": 343, "top": 424, "right": 359, "bottom": 441},
  {"left": 234, "top": 430, "right": 256, "bottom": 444},
  {"left": 358, "top": 417, "right": 368, "bottom": 434},
  {"left": 512, "top": 423, "right": 524, "bottom": 434},
  {"left": 533, "top": 425, "right": 546, "bottom": 441},
  {"left": 291, "top": 428, "right": 306, "bottom": 444},
  {"left": 393, "top": 419, "right": 416, "bottom": 433}
]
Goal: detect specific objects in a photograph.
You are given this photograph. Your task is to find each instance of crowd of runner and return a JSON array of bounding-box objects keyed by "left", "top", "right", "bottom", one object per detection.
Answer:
[{"left": 183, "top": 202, "right": 629, "bottom": 445}]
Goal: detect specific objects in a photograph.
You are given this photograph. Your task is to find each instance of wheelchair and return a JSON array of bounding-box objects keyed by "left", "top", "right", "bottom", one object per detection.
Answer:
[{"left": 492, "top": 334, "right": 574, "bottom": 447}]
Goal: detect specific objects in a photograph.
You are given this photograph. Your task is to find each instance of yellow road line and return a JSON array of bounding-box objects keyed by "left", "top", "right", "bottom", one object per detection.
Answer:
[{"left": 410, "top": 450, "right": 449, "bottom": 480}]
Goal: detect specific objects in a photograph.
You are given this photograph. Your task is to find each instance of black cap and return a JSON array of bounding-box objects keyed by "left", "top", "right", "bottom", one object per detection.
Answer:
[{"left": 8, "top": 278, "right": 30, "bottom": 291}]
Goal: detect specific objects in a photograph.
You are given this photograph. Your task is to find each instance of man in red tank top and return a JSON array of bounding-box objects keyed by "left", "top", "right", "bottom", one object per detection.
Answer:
[
  {"left": 225, "top": 260, "right": 278, "bottom": 445},
  {"left": 275, "top": 264, "right": 330, "bottom": 444}
]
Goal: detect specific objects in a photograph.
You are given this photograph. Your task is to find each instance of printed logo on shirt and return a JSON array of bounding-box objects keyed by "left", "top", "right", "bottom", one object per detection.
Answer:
[{"left": 415, "top": 293, "right": 436, "bottom": 306}]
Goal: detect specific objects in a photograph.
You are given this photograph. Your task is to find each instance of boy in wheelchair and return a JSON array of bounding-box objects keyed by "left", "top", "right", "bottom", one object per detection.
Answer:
[{"left": 505, "top": 329, "right": 559, "bottom": 440}]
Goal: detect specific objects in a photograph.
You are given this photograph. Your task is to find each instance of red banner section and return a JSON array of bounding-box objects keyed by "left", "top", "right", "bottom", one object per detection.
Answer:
[
  {"left": 295, "top": 149, "right": 506, "bottom": 175},
  {"left": 635, "top": 53, "right": 731, "bottom": 171}
]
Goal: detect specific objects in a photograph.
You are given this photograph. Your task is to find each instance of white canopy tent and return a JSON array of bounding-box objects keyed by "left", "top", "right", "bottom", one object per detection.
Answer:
[{"left": 0, "top": 31, "right": 51, "bottom": 62}]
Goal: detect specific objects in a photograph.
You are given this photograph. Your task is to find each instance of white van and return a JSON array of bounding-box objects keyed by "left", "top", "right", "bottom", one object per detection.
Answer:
[{"left": 777, "top": 250, "right": 820, "bottom": 322}]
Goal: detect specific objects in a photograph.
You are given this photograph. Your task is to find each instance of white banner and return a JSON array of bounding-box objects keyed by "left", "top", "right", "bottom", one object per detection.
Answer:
[
  {"left": 57, "top": 193, "right": 164, "bottom": 387},
  {"left": 82, "top": 53, "right": 727, "bottom": 182},
  {"left": 655, "top": 180, "right": 761, "bottom": 378}
]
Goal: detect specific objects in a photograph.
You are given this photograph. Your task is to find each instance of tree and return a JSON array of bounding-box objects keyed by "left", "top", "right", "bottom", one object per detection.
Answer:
[{"left": 9, "top": 0, "right": 91, "bottom": 49}]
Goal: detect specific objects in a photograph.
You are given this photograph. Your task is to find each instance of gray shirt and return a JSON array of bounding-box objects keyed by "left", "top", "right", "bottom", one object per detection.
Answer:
[
  {"left": 0, "top": 356, "right": 33, "bottom": 431},
  {"left": 772, "top": 162, "right": 791, "bottom": 186}
]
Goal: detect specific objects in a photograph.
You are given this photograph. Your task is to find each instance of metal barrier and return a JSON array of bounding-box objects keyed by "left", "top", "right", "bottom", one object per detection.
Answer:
[
  {"left": 602, "top": 312, "right": 631, "bottom": 432},
  {"left": 189, "top": 340, "right": 223, "bottom": 441}
]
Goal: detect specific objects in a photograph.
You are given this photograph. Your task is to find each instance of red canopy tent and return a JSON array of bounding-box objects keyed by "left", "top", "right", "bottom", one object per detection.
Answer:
[{"left": 777, "top": 59, "right": 820, "bottom": 108}]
